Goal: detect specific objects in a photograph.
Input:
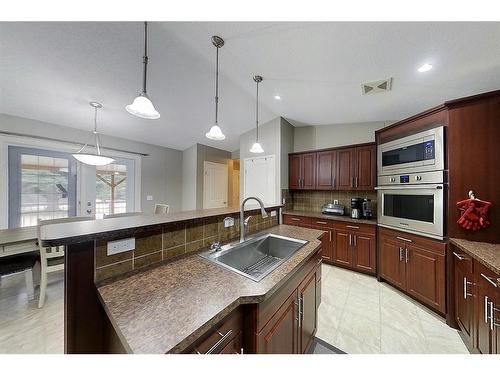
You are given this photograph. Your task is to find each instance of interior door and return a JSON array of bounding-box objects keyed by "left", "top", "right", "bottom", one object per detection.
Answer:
[
  {"left": 355, "top": 145, "right": 376, "bottom": 190},
  {"left": 379, "top": 235, "right": 406, "bottom": 290},
  {"left": 299, "top": 270, "right": 317, "bottom": 353},
  {"left": 332, "top": 229, "right": 352, "bottom": 267},
  {"left": 243, "top": 155, "right": 276, "bottom": 205},
  {"left": 337, "top": 148, "right": 355, "bottom": 190},
  {"left": 204, "top": 161, "right": 228, "bottom": 209}
]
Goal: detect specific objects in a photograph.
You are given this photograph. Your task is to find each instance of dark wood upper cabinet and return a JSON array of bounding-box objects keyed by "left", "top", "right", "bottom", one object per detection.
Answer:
[
  {"left": 336, "top": 148, "right": 356, "bottom": 190},
  {"left": 355, "top": 145, "right": 376, "bottom": 190},
  {"left": 289, "top": 142, "right": 376, "bottom": 191},
  {"left": 289, "top": 154, "right": 301, "bottom": 190},
  {"left": 316, "top": 150, "right": 337, "bottom": 189},
  {"left": 301, "top": 153, "right": 316, "bottom": 190}
]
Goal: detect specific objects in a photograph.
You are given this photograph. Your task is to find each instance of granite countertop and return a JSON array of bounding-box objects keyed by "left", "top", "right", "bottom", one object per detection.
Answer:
[
  {"left": 97, "top": 224, "right": 324, "bottom": 354},
  {"left": 0, "top": 226, "right": 37, "bottom": 246},
  {"left": 39, "top": 204, "right": 282, "bottom": 247},
  {"left": 449, "top": 238, "right": 500, "bottom": 275},
  {"left": 283, "top": 210, "right": 377, "bottom": 226}
]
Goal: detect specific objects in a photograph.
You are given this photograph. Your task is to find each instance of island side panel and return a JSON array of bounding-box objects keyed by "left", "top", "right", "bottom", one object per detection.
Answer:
[{"left": 65, "top": 240, "right": 107, "bottom": 353}]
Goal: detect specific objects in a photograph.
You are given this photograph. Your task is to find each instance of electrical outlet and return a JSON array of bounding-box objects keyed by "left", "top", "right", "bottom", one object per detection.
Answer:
[
  {"left": 107, "top": 238, "right": 135, "bottom": 256},
  {"left": 334, "top": 199, "right": 339, "bottom": 205},
  {"left": 223, "top": 217, "right": 235, "bottom": 228},
  {"left": 270, "top": 210, "right": 277, "bottom": 217},
  {"left": 146, "top": 195, "right": 153, "bottom": 201}
]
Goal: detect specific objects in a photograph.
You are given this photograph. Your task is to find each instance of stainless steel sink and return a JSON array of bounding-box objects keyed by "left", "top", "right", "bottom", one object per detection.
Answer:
[{"left": 199, "top": 234, "right": 308, "bottom": 281}]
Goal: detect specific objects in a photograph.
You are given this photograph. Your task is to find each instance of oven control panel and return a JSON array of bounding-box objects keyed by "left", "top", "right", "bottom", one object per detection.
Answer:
[{"left": 377, "top": 170, "right": 444, "bottom": 186}]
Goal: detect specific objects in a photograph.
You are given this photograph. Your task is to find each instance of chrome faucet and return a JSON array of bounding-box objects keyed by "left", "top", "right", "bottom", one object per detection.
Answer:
[{"left": 240, "top": 197, "right": 268, "bottom": 242}]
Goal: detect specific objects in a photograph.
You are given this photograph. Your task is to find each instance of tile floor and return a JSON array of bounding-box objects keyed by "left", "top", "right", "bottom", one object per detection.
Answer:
[
  {"left": 0, "top": 264, "right": 470, "bottom": 354},
  {"left": 0, "top": 271, "right": 63, "bottom": 353},
  {"left": 316, "top": 264, "right": 470, "bottom": 354}
]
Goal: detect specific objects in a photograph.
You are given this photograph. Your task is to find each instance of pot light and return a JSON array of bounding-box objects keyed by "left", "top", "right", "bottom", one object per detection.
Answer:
[
  {"left": 126, "top": 22, "right": 160, "bottom": 120},
  {"left": 418, "top": 63, "right": 433, "bottom": 73},
  {"left": 73, "top": 102, "right": 115, "bottom": 166},
  {"left": 206, "top": 36, "right": 226, "bottom": 141},
  {"left": 250, "top": 75, "right": 264, "bottom": 154},
  {"left": 274, "top": 95, "right": 281, "bottom": 100}
]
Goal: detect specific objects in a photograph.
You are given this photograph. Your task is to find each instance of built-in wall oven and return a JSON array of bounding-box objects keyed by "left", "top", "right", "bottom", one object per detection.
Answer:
[{"left": 378, "top": 126, "right": 444, "bottom": 176}]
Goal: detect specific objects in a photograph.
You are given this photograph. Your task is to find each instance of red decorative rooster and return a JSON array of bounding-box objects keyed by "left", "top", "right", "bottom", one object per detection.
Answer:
[{"left": 456, "top": 191, "right": 492, "bottom": 231}]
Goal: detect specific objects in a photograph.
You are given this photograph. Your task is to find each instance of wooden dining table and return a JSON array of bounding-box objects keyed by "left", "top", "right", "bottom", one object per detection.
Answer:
[{"left": 0, "top": 226, "right": 38, "bottom": 258}]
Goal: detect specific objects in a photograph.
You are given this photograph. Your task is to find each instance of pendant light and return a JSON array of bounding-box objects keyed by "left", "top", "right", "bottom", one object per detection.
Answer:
[
  {"left": 250, "top": 75, "right": 264, "bottom": 153},
  {"left": 126, "top": 21, "right": 160, "bottom": 120},
  {"left": 72, "top": 102, "right": 115, "bottom": 166},
  {"left": 205, "top": 36, "right": 226, "bottom": 140}
]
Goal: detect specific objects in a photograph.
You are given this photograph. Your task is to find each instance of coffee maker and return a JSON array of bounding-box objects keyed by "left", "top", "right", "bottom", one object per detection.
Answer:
[
  {"left": 350, "top": 198, "right": 363, "bottom": 219},
  {"left": 362, "top": 199, "right": 373, "bottom": 219}
]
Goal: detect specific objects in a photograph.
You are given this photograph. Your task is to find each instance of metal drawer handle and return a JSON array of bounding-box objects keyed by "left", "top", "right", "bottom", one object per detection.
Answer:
[
  {"left": 481, "top": 273, "right": 498, "bottom": 288},
  {"left": 397, "top": 236, "right": 413, "bottom": 243},
  {"left": 346, "top": 225, "right": 359, "bottom": 229},
  {"left": 205, "top": 329, "right": 233, "bottom": 354},
  {"left": 316, "top": 221, "right": 327, "bottom": 225},
  {"left": 453, "top": 252, "right": 467, "bottom": 261},
  {"left": 399, "top": 247, "right": 404, "bottom": 262},
  {"left": 291, "top": 218, "right": 300, "bottom": 221},
  {"left": 463, "top": 277, "right": 473, "bottom": 300}
]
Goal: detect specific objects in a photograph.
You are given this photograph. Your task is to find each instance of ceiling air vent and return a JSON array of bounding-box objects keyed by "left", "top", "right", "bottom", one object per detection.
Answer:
[{"left": 361, "top": 78, "right": 393, "bottom": 95}]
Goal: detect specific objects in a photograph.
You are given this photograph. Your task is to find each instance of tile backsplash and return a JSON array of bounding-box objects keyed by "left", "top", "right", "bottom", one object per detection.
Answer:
[
  {"left": 94, "top": 208, "right": 279, "bottom": 282},
  {"left": 290, "top": 190, "right": 377, "bottom": 216}
]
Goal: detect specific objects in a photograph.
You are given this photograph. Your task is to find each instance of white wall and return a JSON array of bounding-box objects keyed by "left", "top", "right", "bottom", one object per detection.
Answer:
[
  {"left": 280, "top": 118, "right": 294, "bottom": 190},
  {"left": 293, "top": 121, "right": 392, "bottom": 152},
  {"left": 0, "top": 114, "right": 183, "bottom": 215},
  {"left": 181, "top": 144, "right": 197, "bottom": 211}
]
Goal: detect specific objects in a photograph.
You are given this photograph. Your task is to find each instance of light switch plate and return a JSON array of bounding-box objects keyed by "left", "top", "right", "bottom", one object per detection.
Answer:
[
  {"left": 270, "top": 210, "right": 277, "bottom": 217},
  {"left": 223, "top": 217, "right": 235, "bottom": 228},
  {"left": 107, "top": 238, "right": 135, "bottom": 256},
  {"left": 146, "top": 195, "right": 153, "bottom": 201}
]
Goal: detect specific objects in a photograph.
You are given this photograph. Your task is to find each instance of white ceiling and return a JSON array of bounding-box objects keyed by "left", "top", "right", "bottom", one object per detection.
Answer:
[{"left": 1, "top": 22, "right": 500, "bottom": 152}]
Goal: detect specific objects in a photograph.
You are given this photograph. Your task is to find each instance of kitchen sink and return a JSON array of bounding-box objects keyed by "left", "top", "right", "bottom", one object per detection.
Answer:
[{"left": 199, "top": 234, "right": 308, "bottom": 281}]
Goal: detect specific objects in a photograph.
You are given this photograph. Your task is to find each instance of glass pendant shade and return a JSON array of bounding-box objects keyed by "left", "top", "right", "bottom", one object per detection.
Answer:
[
  {"left": 206, "top": 124, "right": 226, "bottom": 140},
  {"left": 72, "top": 154, "right": 115, "bottom": 166},
  {"left": 250, "top": 142, "right": 264, "bottom": 153},
  {"left": 126, "top": 93, "right": 160, "bottom": 119}
]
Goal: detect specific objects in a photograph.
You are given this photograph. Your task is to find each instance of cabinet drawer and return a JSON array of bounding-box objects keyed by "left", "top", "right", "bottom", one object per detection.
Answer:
[
  {"left": 310, "top": 219, "right": 334, "bottom": 228},
  {"left": 191, "top": 308, "right": 242, "bottom": 354},
  {"left": 283, "top": 215, "right": 312, "bottom": 226},
  {"left": 332, "top": 221, "right": 375, "bottom": 235}
]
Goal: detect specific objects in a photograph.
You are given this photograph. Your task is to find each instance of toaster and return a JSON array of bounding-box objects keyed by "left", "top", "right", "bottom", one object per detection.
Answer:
[{"left": 321, "top": 203, "right": 345, "bottom": 216}]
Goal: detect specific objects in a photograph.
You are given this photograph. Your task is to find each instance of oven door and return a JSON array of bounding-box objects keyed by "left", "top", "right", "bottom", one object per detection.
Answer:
[{"left": 376, "top": 184, "right": 444, "bottom": 239}]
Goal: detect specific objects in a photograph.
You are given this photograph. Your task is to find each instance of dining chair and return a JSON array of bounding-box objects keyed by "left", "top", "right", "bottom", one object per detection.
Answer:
[
  {"left": 104, "top": 212, "right": 142, "bottom": 219},
  {"left": 37, "top": 216, "right": 94, "bottom": 308},
  {"left": 154, "top": 204, "right": 170, "bottom": 214},
  {"left": 0, "top": 251, "right": 39, "bottom": 301}
]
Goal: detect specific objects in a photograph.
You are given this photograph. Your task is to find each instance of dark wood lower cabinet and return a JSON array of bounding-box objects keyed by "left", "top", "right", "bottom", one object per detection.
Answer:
[
  {"left": 332, "top": 229, "right": 351, "bottom": 266},
  {"left": 332, "top": 225, "right": 376, "bottom": 275},
  {"left": 474, "top": 262, "right": 499, "bottom": 354},
  {"left": 298, "top": 270, "right": 317, "bottom": 353},
  {"left": 452, "top": 249, "right": 474, "bottom": 349},
  {"left": 378, "top": 227, "right": 446, "bottom": 314}
]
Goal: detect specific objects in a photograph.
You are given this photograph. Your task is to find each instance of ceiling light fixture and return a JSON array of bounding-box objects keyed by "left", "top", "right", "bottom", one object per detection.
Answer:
[
  {"left": 250, "top": 75, "right": 264, "bottom": 154},
  {"left": 126, "top": 21, "right": 160, "bottom": 120},
  {"left": 274, "top": 95, "right": 281, "bottom": 100},
  {"left": 417, "top": 63, "right": 433, "bottom": 73},
  {"left": 206, "top": 36, "right": 226, "bottom": 141},
  {"left": 73, "top": 102, "right": 115, "bottom": 166}
]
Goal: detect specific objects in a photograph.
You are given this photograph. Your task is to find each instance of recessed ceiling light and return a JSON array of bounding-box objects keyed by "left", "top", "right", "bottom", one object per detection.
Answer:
[
  {"left": 418, "top": 63, "right": 433, "bottom": 73},
  {"left": 274, "top": 95, "right": 281, "bottom": 100}
]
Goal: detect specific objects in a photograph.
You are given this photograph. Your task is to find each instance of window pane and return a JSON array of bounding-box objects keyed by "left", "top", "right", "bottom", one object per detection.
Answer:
[{"left": 96, "top": 163, "right": 128, "bottom": 217}]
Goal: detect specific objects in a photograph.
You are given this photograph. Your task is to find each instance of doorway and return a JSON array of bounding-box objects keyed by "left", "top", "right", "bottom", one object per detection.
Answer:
[{"left": 203, "top": 161, "right": 228, "bottom": 209}]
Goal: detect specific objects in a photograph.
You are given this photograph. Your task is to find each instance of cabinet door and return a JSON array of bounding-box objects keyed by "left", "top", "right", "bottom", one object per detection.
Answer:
[
  {"left": 379, "top": 235, "right": 406, "bottom": 290},
  {"left": 352, "top": 233, "right": 376, "bottom": 274},
  {"left": 475, "top": 264, "right": 498, "bottom": 354},
  {"left": 299, "top": 270, "right": 317, "bottom": 354},
  {"left": 453, "top": 252, "right": 474, "bottom": 347},
  {"left": 355, "top": 145, "right": 376, "bottom": 190},
  {"left": 336, "top": 148, "right": 355, "bottom": 190},
  {"left": 289, "top": 155, "right": 301, "bottom": 189},
  {"left": 301, "top": 153, "right": 316, "bottom": 190},
  {"left": 310, "top": 226, "right": 332, "bottom": 262},
  {"left": 316, "top": 151, "right": 336, "bottom": 190},
  {"left": 257, "top": 291, "right": 299, "bottom": 354},
  {"left": 332, "top": 229, "right": 352, "bottom": 267},
  {"left": 406, "top": 243, "right": 446, "bottom": 314}
]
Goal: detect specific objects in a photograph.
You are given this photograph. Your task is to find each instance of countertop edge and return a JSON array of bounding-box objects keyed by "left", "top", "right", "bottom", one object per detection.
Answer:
[
  {"left": 282, "top": 210, "right": 377, "bottom": 226},
  {"left": 449, "top": 238, "right": 500, "bottom": 275}
]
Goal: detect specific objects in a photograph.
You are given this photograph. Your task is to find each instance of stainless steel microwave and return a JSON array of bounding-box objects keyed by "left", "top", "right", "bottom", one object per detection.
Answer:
[{"left": 378, "top": 126, "right": 444, "bottom": 176}]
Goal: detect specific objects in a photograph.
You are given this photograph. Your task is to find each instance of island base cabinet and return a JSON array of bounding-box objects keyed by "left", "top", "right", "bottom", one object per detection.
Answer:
[
  {"left": 378, "top": 227, "right": 446, "bottom": 314},
  {"left": 474, "top": 262, "right": 499, "bottom": 354},
  {"left": 452, "top": 247, "right": 474, "bottom": 349}
]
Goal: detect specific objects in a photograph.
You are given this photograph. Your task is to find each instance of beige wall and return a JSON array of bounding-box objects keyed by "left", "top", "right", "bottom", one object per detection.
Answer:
[
  {"left": 181, "top": 144, "right": 198, "bottom": 211},
  {"left": 293, "top": 121, "right": 392, "bottom": 152}
]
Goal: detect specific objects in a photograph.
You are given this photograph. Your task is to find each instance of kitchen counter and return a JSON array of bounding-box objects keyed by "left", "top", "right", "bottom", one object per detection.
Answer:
[
  {"left": 38, "top": 204, "right": 282, "bottom": 247},
  {"left": 449, "top": 238, "right": 500, "bottom": 275},
  {"left": 97, "top": 224, "right": 324, "bottom": 354},
  {"left": 283, "top": 210, "right": 377, "bottom": 226}
]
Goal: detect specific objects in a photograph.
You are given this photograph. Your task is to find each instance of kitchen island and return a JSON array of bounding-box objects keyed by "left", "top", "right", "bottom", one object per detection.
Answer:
[{"left": 38, "top": 205, "right": 325, "bottom": 354}]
